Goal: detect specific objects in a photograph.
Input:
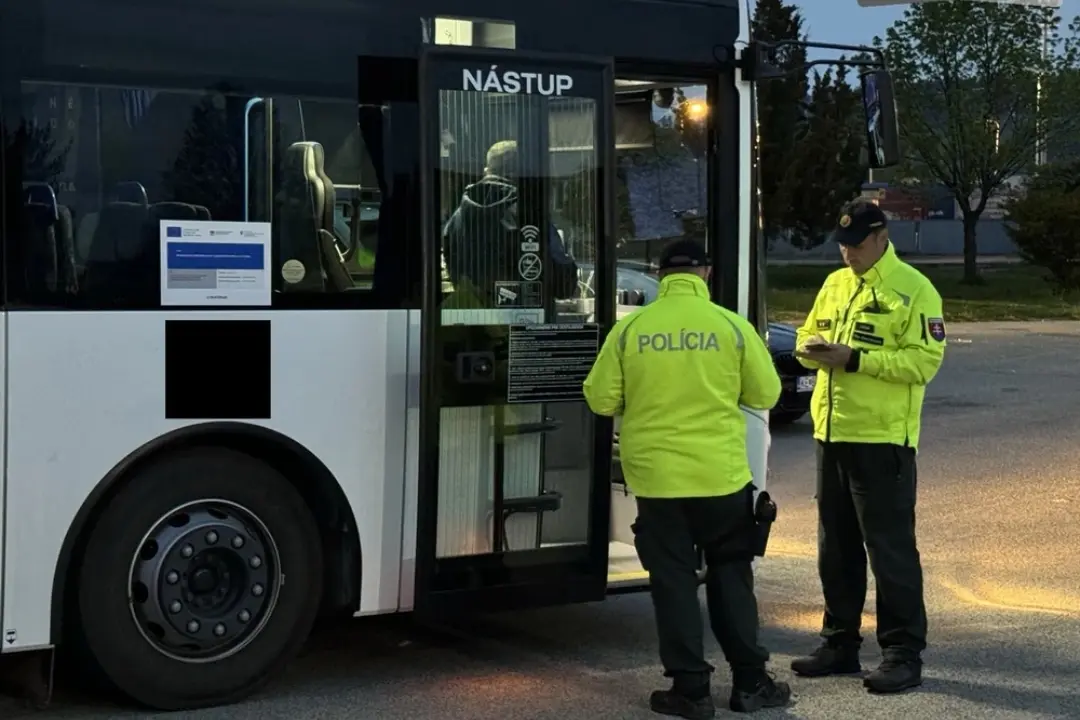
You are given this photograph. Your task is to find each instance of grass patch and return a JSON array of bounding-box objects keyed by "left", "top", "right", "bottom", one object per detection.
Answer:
[{"left": 767, "top": 262, "right": 1080, "bottom": 323}]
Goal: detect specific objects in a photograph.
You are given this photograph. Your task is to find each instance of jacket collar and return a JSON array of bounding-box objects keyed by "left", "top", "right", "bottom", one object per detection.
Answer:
[
  {"left": 658, "top": 273, "right": 711, "bottom": 299},
  {"left": 857, "top": 242, "right": 901, "bottom": 286}
]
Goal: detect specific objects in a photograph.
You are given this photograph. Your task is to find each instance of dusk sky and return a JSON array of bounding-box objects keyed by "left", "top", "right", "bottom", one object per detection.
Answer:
[{"left": 798, "top": 0, "right": 1080, "bottom": 48}]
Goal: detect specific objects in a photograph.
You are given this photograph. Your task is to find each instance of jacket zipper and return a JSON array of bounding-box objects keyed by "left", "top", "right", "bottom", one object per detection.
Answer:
[{"left": 825, "top": 280, "right": 865, "bottom": 442}]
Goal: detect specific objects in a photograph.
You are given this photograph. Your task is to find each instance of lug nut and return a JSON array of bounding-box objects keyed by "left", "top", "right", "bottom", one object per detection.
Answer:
[
  {"left": 232, "top": 536, "right": 245, "bottom": 548},
  {"left": 206, "top": 531, "right": 218, "bottom": 544},
  {"left": 187, "top": 620, "right": 200, "bottom": 633},
  {"left": 238, "top": 609, "right": 251, "bottom": 623},
  {"left": 169, "top": 601, "right": 182, "bottom": 614},
  {"left": 166, "top": 571, "right": 179, "bottom": 584},
  {"left": 249, "top": 556, "right": 262, "bottom": 569},
  {"left": 213, "top": 623, "right": 226, "bottom": 637},
  {"left": 252, "top": 584, "right": 264, "bottom": 597},
  {"left": 181, "top": 545, "right": 194, "bottom": 559}
]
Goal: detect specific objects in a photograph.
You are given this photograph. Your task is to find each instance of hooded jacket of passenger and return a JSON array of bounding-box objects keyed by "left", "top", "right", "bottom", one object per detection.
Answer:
[{"left": 442, "top": 175, "right": 577, "bottom": 301}]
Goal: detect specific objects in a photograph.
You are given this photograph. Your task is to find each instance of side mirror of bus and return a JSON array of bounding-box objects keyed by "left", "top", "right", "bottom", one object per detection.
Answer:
[{"left": 860, "top": 70, "right": 901, "bottom": 169}]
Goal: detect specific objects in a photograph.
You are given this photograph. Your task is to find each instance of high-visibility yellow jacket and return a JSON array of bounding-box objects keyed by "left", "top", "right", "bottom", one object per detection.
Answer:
[
  {"left": 796, "top": 243, "right": 947, "bottom": 449},
  {"left": 583, "top": 273, "right": 780, "bottom": 498}
]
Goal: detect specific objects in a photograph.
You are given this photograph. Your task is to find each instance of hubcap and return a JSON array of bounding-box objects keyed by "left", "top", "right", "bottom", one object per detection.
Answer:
[{"left": 128, "top": 500, "right": 282, "bottom": 663}]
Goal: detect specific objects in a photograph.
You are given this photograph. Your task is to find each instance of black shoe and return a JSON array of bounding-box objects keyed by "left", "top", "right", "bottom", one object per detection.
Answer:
[
  {"left": 729, "top": 674, "right": 792, "bottom": 713},
  {"left": 649, "top": 688, "right": 716, "bottom": 719},
  {"left": 863, "top": 657, "right": 922, "bottom": 694},
  {"left": 790, "top": 643, "right": 861, "bottom": 677}
]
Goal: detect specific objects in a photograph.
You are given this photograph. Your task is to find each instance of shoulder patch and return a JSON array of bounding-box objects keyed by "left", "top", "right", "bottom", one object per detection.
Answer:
[
  {"left": 816, "top": 319, "right": 832, "bottom": 331},
  {"left": 927, "top": 317, "right": 946, "bottom": 342}
]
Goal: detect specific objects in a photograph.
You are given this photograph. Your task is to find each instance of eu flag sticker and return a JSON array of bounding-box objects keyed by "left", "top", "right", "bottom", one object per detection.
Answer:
[{"left": 166, "top": 226, "right": 183, "bottom": 237}]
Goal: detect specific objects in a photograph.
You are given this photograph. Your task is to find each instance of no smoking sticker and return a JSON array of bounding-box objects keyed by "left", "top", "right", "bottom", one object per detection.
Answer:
[{"left": 518, "top": 252, "right": 543, "bottom": 281}]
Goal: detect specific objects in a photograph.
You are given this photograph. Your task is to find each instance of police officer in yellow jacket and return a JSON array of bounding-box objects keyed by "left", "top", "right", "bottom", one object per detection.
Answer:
[
  {"left": 584, "top": 239, "right": 791, "bottom": 719},
  {"left": 791, "top": 200, "right": 946, "bottom": 694}
]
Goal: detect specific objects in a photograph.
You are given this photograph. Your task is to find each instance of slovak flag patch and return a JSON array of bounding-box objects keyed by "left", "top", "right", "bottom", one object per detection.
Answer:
[{"left": 928, "top": 317, "right": 946, "bottom": 342}]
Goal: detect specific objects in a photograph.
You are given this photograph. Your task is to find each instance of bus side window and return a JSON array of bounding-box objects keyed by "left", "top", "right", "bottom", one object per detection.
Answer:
[
  {"left": 272, "top": 99, "right": 381, "bottom": 293},
  {"left": 6, "top": 83, "right": 402, "bottom": 309}
]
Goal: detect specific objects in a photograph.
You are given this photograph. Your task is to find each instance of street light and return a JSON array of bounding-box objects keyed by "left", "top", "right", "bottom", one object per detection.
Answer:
[{"left": 684, "top": 100, "right": 708, "bottom": 121}]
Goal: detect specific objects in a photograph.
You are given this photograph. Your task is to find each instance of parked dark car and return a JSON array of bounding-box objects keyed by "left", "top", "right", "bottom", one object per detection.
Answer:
[
  {"left": 762, "top": 322, "right": 814, "bottom": 425},
  {"left": 578, "top": 263, "right": 815, "bottom": 425}
]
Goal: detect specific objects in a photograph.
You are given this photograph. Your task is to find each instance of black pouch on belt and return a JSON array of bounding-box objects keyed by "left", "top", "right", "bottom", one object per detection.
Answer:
[{"left": 751, "top": 490, "right": 778, "bottom": 557}]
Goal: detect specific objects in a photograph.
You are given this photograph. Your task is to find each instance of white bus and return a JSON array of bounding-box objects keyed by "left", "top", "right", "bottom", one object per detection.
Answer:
[{"left": 0, "top": 0, "right": 898, "bottom": 710}]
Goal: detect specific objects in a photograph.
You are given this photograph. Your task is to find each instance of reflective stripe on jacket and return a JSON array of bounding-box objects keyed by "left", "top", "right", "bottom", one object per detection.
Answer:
[
  {"left": 583, "top": 273, "right": 780, "bottom": 499},
  {"left": 795, "top": 243, "right": 946, "bottom": 449}
]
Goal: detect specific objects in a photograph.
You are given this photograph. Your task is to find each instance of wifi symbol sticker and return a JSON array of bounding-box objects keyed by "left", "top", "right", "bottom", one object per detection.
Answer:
[{"left": 520, "top": 224, "right": 541, "bottom": 252}]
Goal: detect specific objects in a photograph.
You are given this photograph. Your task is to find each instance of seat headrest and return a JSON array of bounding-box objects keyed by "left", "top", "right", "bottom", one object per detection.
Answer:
[
  {"left": 292, "top": 141, "right": 326, "bottom": 174},
  {"left": 23, "top": 183, "right": 58, "bottom": 219},
  {"left": 113, "top": 182, "right": 149, "bottom": 205},
  {"left": 283, "top": 143, "right": 316, "bottom": 180}
]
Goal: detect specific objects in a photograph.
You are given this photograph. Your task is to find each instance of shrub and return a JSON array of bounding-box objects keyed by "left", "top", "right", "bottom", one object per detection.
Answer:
[{"left": 1005, "top": 186, "right": 1080, "bottom": 294}]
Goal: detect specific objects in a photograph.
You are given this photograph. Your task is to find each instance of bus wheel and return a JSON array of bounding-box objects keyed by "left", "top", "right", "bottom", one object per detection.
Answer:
[{"left": 76, "top": 447, "right": 323, "bottom": 710}]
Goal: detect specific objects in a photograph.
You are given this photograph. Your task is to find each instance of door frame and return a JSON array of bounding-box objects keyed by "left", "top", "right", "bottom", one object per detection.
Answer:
[{"left": 414, "top": 45, "right": 616, "bottom": 618}]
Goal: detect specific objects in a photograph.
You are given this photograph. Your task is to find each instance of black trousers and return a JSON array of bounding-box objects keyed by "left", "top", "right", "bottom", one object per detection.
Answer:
[
  {"left": 816, "top": 441, "right": 927, "bottom": 657},
  {"left": 633, "top": 485, "right": 770, "bottom": 690}
]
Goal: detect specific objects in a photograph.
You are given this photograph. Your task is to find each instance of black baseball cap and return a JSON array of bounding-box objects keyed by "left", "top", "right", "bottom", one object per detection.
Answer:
[
  {"left": 658, "top": 238, "right": 709, "bottom": 270},
  {"left": 832, "top": 200, "right": 888, "bottom": 247}
]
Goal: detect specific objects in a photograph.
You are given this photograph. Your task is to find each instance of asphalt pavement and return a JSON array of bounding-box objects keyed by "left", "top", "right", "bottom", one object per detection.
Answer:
[{"left": 5, "top": 321, "right": 1080, "bottom": 719}]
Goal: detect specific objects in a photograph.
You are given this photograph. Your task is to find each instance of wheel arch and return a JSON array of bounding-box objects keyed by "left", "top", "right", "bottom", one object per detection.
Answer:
[{"left": 50, "top": 422, "right": 363, "bottom": 645}]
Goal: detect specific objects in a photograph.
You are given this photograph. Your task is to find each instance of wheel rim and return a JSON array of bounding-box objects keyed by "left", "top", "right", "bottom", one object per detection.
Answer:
[{"left": 127, "top": 499, "right": 282, "bottom": 664}]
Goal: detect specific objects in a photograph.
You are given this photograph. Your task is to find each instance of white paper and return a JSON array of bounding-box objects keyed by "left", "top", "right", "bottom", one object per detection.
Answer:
[{"left": 159, "top": 220, "right": 272, "bottom": 306}]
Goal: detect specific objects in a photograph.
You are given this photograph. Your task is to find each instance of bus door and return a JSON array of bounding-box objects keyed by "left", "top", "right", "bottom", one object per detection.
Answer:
[{"left": 414, "top": 46, "right": 616, "bottom": 617}]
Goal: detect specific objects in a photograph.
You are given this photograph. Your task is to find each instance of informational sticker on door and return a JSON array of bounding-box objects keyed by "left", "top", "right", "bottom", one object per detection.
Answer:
[
  {"left": 495, "top": 280, "right": 543, "bottom": 308},
  {"left": 507, "top": 323, "right": 600, "bottom": 404},
  {"left": 159, "top": 220, "right": 272, "bottom": 306}
]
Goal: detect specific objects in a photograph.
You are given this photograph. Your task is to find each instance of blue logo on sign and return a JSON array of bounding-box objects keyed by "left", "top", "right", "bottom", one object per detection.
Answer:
[{"left": 166, "top": 226, "right": 182, "bottom": 237}]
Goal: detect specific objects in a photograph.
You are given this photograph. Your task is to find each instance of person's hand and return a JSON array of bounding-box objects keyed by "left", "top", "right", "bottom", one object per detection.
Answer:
[{"left": 796, "top": 342, "right": 853, "bottom": 369}]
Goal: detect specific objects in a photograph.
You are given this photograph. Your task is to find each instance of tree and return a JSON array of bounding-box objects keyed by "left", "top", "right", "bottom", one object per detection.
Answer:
[
  {"left": 162, "top": 89, "right": 243, "bottom": 221},
  {"left": 752, "top": 0, "right": 809, "bottom": 243},
  {"left": 671, "top": 88, "right": 709, "bottom": 156},
  {"left": 15, "top": 123, "right": 71, "bottom": 184},
  {"left": 752, "top": 0, "right": 867, "bottom": 249},
  {"left": 781, "top": 63, "right": 867, "bottom": 246},
  {"left": 877, "top": 1, "right": 1080, "bottom": 283},
  {"left": 1004, "top": 161, "right": 1080, "bottom": 293}
]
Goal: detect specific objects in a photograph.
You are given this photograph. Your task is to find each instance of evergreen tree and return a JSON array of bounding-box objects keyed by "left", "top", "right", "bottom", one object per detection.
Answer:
[
  {"left": 752, "top": 0, "right": 809, "bottom": 243},
  {"left": 782, "top": 63, "right": 867, "bottom": 247},
  {"left": 161, "top": 91, "right": 243, "bottom": 221},
  {"left": 15, "top": 122, "right": 71, "bottom": 183},
  {"left": 752, "top": 0, "right": 867, "bottom": 249}
]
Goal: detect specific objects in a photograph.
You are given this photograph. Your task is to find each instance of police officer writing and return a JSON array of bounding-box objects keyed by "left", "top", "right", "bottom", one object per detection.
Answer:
[
  {"left": 583, "top": 239, "right": 791, "bottom": 719},
  {"left": 791, "top": 200, "right": 946, "bottom": 694}
]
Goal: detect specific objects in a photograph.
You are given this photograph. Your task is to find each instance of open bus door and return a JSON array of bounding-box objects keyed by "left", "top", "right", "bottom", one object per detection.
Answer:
[{"left": 413, "top": 46, "right": 616, "bottom": 617}]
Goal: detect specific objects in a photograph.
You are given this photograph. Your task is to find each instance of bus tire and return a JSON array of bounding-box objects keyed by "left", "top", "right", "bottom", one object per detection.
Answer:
[{"left": 76, "top": 447, "right": 323, "bottom": 710}]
